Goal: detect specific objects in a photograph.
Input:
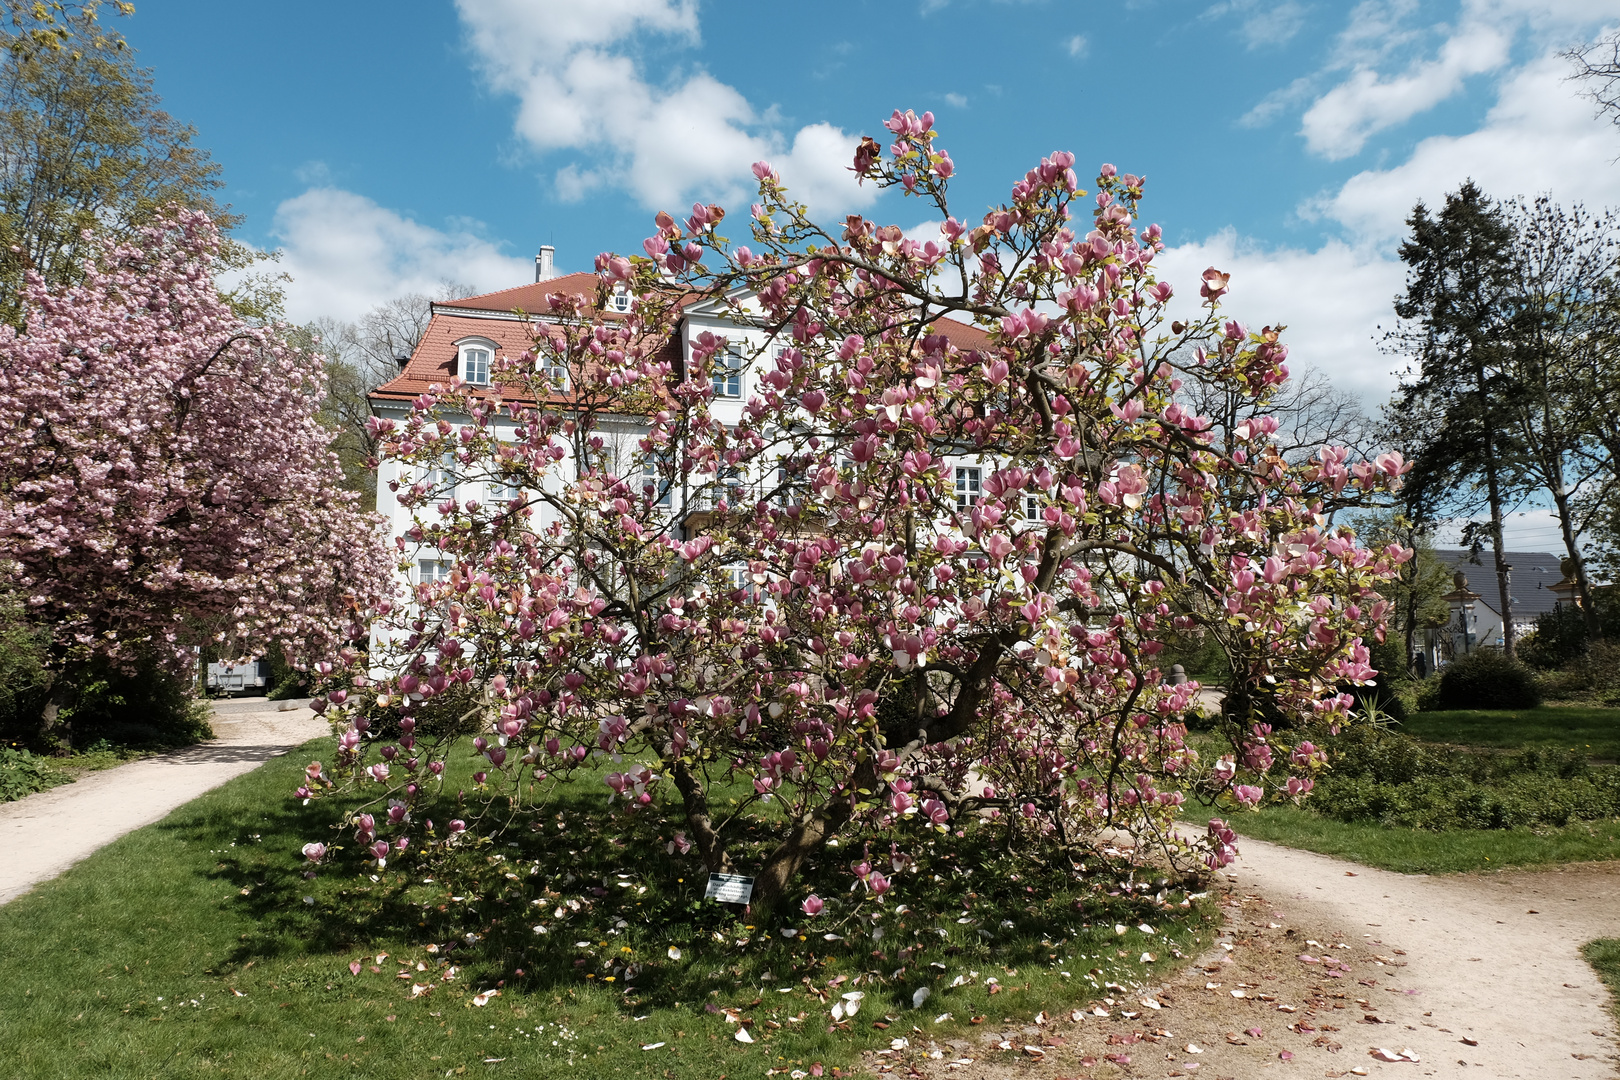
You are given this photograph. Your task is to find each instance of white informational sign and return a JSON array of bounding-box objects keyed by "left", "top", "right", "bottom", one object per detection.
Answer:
[{"left": 704, "top": 873, "right": 755, "bottom": 904}]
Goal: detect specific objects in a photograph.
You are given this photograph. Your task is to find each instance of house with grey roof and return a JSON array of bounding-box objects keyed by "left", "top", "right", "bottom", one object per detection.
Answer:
[{"left": 1420, "top": 548, "right": 1564, "bottom": 667}]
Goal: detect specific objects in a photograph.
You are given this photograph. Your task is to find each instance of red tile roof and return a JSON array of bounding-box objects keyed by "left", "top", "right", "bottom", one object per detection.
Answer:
[
  {"left": 370, "top": 312, "right": 546, "bottom": 403},
  {"left": 930, "top": 314, "right": 993, "bottom": 351},
  {"left": 433, "top": 272, "right": 601, "bottom": 317},
  {"left": 369, "top": 273, "right": 994, "bottom": 409}
]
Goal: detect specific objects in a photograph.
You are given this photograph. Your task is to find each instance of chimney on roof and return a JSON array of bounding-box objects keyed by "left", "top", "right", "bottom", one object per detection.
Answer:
[{"left": 535, "top": 244, "right": 555, "bottom": 282}]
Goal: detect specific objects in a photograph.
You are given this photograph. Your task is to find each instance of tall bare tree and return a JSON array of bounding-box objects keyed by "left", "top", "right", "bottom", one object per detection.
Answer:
[
  {"left": 1496, "top": 197, "right": 1620, "bottom": 643},
  {"left": 312, "top": 282, "right": 474, "bottom": 501},
  {"left": 1566, "top": 31, "right": 1620, "bottom": 132}
]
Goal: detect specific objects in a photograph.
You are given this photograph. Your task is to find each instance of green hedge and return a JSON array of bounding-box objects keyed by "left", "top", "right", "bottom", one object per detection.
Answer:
[{"left": 1309, "top": 727, "right": 1619, "bottom": 831}]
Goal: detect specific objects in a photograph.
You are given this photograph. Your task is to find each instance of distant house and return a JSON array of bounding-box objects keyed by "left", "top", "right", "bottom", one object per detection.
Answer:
[{"left": 1420, "top": 548, "right": 1564, "bottom": 665}]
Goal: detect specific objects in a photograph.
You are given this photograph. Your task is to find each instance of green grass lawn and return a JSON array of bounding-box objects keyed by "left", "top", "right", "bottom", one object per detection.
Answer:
[
  {"left": 0, "top": 740, "right": 1217, "bottom": 1079},
  {"left": 1181, "top": 799, "right": 1620, "bottom": 874},
  {"left": 1584, "top": 939, "right": 1620, "bottom": 1022},
  {"left": 1401, "top": 707, "right": 1620, "bottom": 761}
]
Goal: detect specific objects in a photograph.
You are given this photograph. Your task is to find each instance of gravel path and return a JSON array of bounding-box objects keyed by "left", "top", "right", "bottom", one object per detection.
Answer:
[
  {"left": 902, "top": 839, "right": 1619, "bottom": 1080},
  {"left": 1221, "top": 838, "right": 1620, "bottom": 1078},
  {"left": 0, "top": 698, "right": 327, "bottom": 906}
]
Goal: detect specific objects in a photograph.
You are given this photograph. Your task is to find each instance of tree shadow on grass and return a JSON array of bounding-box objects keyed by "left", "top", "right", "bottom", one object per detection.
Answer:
[{"left": 144, "top": 756, "right": 1210, "bottom": 1020}]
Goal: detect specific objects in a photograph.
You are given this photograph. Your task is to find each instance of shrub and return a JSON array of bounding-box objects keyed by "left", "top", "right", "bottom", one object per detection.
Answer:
[
  {"left": 1310, "top": 727, "right": 1620, "bottom": 831},
  {"left": 1435, "top": 649, "right": 1542, "bottom": 709},
  {"left": 1157, "top": 627, "right": 1229, "bottom": 683},
  {"left": 1413, "top": 674, "right": 1444, "bottom": 711},
  {"left": 1349, "top": 676, "right": 1408, "bottom": 725},
  {"left": 54, "top": 656, "right": 213, "bottom": 749},
  {"left": 359, "top": 683, "right": 483, "bottom": 742},
  {"left": 1532, "top": 640, "right": 1620, "bottom": 706},
  {"left": 265, "top": 649, "right": 310, "bottom": 701},
  {"left": 0, "top": 746, "right": 66, "bottom": 802},
  {"left": 1519, "top": 593, "right": 1620, "bottom": 670},
  {"left": 0, "top": 600, "right": 52, "bottom": 743}
]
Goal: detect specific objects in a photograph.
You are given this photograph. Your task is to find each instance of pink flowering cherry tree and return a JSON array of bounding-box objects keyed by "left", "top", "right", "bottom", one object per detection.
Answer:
[
  {"left": 310, "top": 112, "right": 1408, "bottom": 917},
  {"left": 0, "top": 210, "right": 390, "bottom": 728}
]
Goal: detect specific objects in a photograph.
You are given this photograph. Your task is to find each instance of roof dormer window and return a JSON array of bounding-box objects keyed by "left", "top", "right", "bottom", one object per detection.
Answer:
[
  {"left": 457, "top": 340, "right": 494, "bottom": 385},
  {"left": 607, "top": 287, "right": 632, "bottom": 313}
]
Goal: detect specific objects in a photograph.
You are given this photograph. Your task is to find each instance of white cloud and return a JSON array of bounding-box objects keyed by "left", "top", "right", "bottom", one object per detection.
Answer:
[
  {"left": 1318, "top": 52, "right": 1620, "bottom": 243},
  {"left": 1294, "top": 0, "right": 1620, "bottom": 159},
  {"left": 1301, "top": 19, "right": 1511, "bottom": 158},
  {"left": 944, "top": 92, "right": 968, "bottom": 108},
  {"left": 294, "top": 160, "right": 332, "bottom": 184},
  {"left": 453, "top": 0, "right": 876, "bottom": 215},
  {"left": 270, "top": 188, "right": 531, "bottom": 324},
  {"left": 1066, "top": 34, "right": 1089, "bottom": 59},
  {"left": 1156, "top": 231, "right": 1408, "bottom": 403},
  {"left": 1241, "top": 76, "right": 1315, "bottom": 127},
  {"left": 1203, "top": 0, "right": 1309, "bottom": 50},
  {"left": 1179, "top": 40, "right": 1620, "bottom": 413}
]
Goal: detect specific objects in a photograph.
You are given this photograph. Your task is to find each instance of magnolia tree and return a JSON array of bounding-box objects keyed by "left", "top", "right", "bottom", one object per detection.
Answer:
[
  {"left": 308, "top": 113, "right": 1409, "bottom": 916},
  {"left": 0, "top": 210, "right": 388, "bottom": 722}
]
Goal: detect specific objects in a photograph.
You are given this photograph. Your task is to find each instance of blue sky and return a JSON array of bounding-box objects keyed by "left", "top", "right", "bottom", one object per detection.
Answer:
[{"left": 125, "top": 0, "right": 1620, "bottom": 548}]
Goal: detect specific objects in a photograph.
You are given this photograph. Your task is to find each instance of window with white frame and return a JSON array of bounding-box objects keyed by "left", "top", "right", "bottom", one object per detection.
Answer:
[
  {"left": 582, "top": 439, "right": 619, "bottom": 480},
  {"left": 712, "top": 345, "right": 743, "bottom": 398},
  {"left": 459, "top": 343, "right": 493, "bottom": 385},
  {"left": 487, "top": 476, "right": 521, "bottom": 504},
  {"left": 723, "top": 564, "right": 766, "bottom": 603},
  {"left": 702, "top": 463, "right": 745, "bottom": 510},
  {"left": 537, "top": 352, "right": 567, "bottom": 391},
  {"left": 606, "top": 287, "right": 632, "bottom": 313},
  {"left": 427, "top": 452, "right": 457, "bottom": 497},
  {"left": 773, "top": 465, "right": 800, "bottom": 509},
  {"left": 418, "top": 558, "right": 452, "bottom": 584},
  {"left": 641, "top": 454, "right": 673, "bottom": 507},
  {"left": 1023, "top": 492, "right": 1043, "bottom": 522},
  {"left": 954, "top": 466, "right": 981, "bottom": 511}
]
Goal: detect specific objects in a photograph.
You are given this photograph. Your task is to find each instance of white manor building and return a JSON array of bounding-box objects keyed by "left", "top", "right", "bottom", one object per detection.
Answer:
[{"left": 368, "top": 251, "right": 994, "bottom": 592}]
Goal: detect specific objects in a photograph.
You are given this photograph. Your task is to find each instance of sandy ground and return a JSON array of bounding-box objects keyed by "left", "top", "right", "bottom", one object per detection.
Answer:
[
  {"left": 0, "top": 697, "right": 327, "bottom": 906},
  {"left": 877, "top": 841, "right": 1620, "bottom": 1080}
]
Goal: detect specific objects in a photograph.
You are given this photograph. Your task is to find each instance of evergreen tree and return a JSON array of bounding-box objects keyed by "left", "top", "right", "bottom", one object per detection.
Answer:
[{"left": 1387, "top": 182, "right": 1524, "bottom": 655}]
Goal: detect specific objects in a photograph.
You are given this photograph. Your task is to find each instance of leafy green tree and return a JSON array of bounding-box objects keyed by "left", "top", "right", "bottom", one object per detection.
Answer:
[
  {"left": 1495, "top": 196, "right": 1620, "bottom": 643},
  {"left": 1386, "top": 182, "right": 1525, "bottom": 656},
  {"left": 0, "top": 0, "right": 242, "bottom": 325},
  {"left": 1347, "top": 509, "right": 1452, "bottom": 674}
]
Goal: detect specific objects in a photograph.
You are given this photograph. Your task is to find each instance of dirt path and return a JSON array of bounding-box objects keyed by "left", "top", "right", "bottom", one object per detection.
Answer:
[
  {"left": 0, "top": 698, "right": 326, "bottom": 906},
  {"left": 886, "top": 840, "right": 1620, "bottom": 1080}
]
